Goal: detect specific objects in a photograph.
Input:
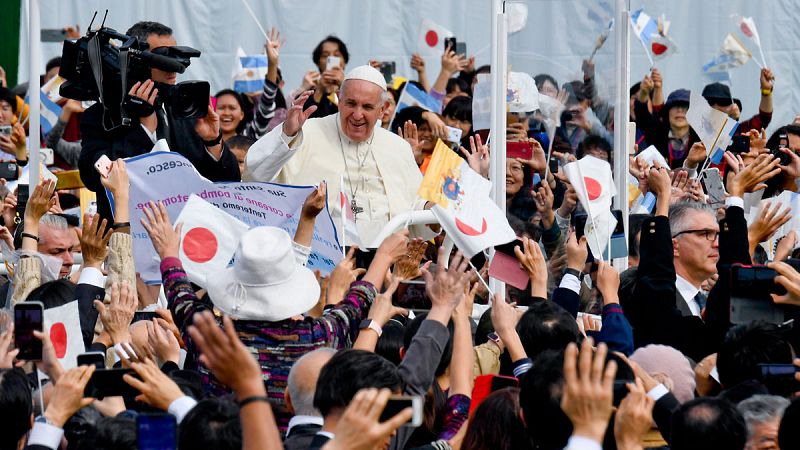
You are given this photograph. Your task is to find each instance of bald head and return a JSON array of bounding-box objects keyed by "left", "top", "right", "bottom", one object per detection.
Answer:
[{"left": 287, "top": 348, "right": 336, "bottom": 416}]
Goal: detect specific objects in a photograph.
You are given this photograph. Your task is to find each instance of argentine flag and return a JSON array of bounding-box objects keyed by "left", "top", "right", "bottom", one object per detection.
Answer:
[
  {"left": 630, "top": 8, "right": 658, "bottom": 47},
  {"left": 232, "top": 48, "right": 267, "bottom": 94},
  {"left": 24, "top": 90, "right": 62, "bottom": 136}
]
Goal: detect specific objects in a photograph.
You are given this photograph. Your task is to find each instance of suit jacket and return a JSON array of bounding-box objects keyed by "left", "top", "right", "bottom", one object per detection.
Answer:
[
  {"left": 79, "top": 102, "right": 240, "bottom": 221},
  {"left": 305, "top": 433, "right": 331, "bottom": 450},
  {"left": 75, "top": 283, "right": 104, "bottom": 349},
  {"left": 621, "top": 205, "right": 749, "bottom": 362},
  {"left": 283, "top": 423, "right": 322, "bottom": 450}
]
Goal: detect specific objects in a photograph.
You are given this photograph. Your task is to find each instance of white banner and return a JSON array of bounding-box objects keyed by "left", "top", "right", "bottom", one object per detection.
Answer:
[{"left": 114, "top": 152, "right": 342, "bottom": 284}]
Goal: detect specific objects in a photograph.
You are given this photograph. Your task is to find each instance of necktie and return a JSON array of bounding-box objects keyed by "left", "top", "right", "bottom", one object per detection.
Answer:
[{"left": 694, "top": 291, "right": 707, "bottom": 312}]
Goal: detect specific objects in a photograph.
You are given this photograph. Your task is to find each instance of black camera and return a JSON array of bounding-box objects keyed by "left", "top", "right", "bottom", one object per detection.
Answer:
[{"left": 58, "top": 13, "right": 209, "bottom": 130}]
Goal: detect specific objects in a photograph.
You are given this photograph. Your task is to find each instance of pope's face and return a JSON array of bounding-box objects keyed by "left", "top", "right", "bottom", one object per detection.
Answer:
[{"left": 339, "top": 80, "right": 387, "bottom": 142}]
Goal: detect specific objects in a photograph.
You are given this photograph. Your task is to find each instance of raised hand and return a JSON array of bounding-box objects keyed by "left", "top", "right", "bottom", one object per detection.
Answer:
[
  {"left": 140, "top": 201, "right": 182, "bottom": 260},
  {"left": 730, "top": 153, "right": 780, "bottom": 196},
  {"left": 514, "top": 237, "right": 548, "bottom": 298},
  {"left": 614, "top": 378, "right": 655, "bottom": 450},
  {"left": 44, "top": 365, "right": 96, "bottom": 427},
  {"left": 301, "top": 181, "right": 327, "bottom": 220},
  {"left": 367, "top": 279, "right": 408, "bottom": 326},
  {"left": 100, "top": 159, "right": 130, "bottom": 198},
  {"left": 80, "top": 213, "right": 112, "bottom": 268},
  {"left": 398, "top": 120, "right": 423, "bottom": 162},
  {"left": 422, "top": 247, "right": 472, "bottom": 324},
  {"left": 326, "top": 247, "right": 367, "bottom": 304},
  {"left": 748, "top": 202, "right": 791, "bottom": 247},
  {"left": 392, "top": 238, "right": 428, "bottom": 281},
  {"left": 459, "top": 134, "right": 490, "bottom": 178},
  {"left": 282, "top": 90, "right": 318, "bottom": 136},
  {"left": 768, "top": 260, "right": 800, "bottom": 306},
  {"left": 123, "top": 356, "right": 184, "bottom": 410},
  {"left": 265, "top": 27, "right": 282, "bottom": 66},
  {"left": 94, "top": 281, "right": 136, "bottom": 345},
  {"left": 324, "top": 388, "right": 413, "bottom": 450},
  {"left": 146, "top": 318, "right": 180, "bottom": 365}
]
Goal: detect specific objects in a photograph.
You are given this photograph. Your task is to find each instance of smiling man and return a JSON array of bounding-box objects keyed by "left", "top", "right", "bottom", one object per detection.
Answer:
[{"left": 245, "top": 65, "right": 422, "bottom": 244}]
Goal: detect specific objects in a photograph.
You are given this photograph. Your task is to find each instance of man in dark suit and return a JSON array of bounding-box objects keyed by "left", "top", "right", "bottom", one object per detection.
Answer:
[
  {"left": 79, "top": 21, "right": 240, "bottom": 222},
  {"left": 621, "top": 156, "right": 776, "bottom": 362}
]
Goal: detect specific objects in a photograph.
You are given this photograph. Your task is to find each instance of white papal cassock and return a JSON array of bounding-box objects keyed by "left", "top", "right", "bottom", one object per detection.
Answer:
[{"left": 244, "top": 113, "right": 423, "bottom": 245}]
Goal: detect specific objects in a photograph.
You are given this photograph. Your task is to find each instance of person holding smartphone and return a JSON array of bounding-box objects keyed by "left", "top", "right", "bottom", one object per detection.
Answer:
[{"left": 302, "top": 36, "right": 349, "bottom": 119}]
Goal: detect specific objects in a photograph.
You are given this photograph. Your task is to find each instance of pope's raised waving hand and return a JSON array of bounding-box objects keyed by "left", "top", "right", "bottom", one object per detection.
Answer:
[{"left": 282, "top": 90, "right": 318, "bottom": 137}]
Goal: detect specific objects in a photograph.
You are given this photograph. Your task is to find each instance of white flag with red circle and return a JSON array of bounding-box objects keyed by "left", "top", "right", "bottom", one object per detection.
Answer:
[
  {"left": 175, "top": 194, "right": 249, "bottom": 287},
  {"left": 43, "top": 300, "right": 84, "bottom": 370},
  {"left": 417, "top": 19, "right": 453, "bottom": 57},
  {"left": 651, "top": 34, "right": 677, "bottom": 61},
  {"left": 564, "top": 156, "right": 617, "bottom": 259}
]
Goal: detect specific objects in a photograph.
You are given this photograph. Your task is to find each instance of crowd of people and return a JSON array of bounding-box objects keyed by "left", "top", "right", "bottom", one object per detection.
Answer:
[{"left": 3, "top": 15, "right": 800, "bottom": 450}]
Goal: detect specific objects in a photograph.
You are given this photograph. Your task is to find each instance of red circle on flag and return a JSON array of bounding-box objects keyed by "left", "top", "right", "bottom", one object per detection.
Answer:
[
  {"left": 740, "top": 23, "right": 753, "bottom": 37},
  {"left": 584, "top": 177, "right": 603, "bottom": 201},
  {"left": 652, "top": 42, "right": 668, "bottom": 55},
  {"left": 183, "top": 227, "right": 218, "bottom": 263},
  {"left": 50, "top": 323, "right": 67, "bottom": 358},
  {"left": 425, "top": 30, "right": 439, "bottom": 47}
]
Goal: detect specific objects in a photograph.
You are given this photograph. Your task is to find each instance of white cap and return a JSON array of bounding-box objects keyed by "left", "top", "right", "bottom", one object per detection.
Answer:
[{"left": 343, "top": 65, "right": 387, "bottom": 91}]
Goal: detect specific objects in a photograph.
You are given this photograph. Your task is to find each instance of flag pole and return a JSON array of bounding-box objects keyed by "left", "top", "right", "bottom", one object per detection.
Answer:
[
  {"left": 28, "top": 0, "right": 41, "bottom": 186},
  {"left": 240, "top": 0, "right": 270, "bottom": 42},
  {"left": 612, "top": 0, "right": 631, "bottom": 270},
  {"left": 488, "top": 0, "right": 507, "bottom": 300}
]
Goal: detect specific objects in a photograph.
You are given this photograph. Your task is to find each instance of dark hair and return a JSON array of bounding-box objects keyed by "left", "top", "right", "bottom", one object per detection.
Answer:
[
  {"left": 26, "top": 279, "right": 76, "bottom": 309},
  {"left": 475, "top": 65, "right": 491, "bottom": 75},
  {"left": 312, "top": 35, "right": 349, "bottom": 65},
  {"left": 179, "top": 398, "right": 242, "bottom": 450},
  {"left": 446, "top": 77, "right": 471, "bottom": 97},
  {"left": 442, "top": 95, "right": 472, "bottom": 125},
  {"left": 562, "top": 80, "right": 588, "bottom": 103},
  {"left": 214, "top": 89, "right": 251, "bottom": 134},
  {"left": 461, "top": 388, "right": 533, "bottom": 450},
  {"left": 0, "top": 369, "right": 33, "bottom": 449},
  {"left": 671, "top": 397, "right": 747, "bottom": 450},
  {"left": 534, "top": 74, "right": 558, "bottom": 93},
  {"left": 630, "top": 81, "right": 642, "bottom": 98},
  {"left": 76, "top": 415, "right": 137, "bottom": 450},
  {"left": 518, "top": 350, "right": 572, "bottom": 449},
  {"left": 0, "top": 87, "right": 17, "bottom": 114},
  {"left": 576, "top": 135, "right": 612, "bottom": 161},
  {"left": 507, "top": 163, "right": 535, "bottom": 222},
  {"left": 225, "top": 134, "right": 257, "bottom": 151},
  {"left": 516, "top": 302, "right": 580, "bottom": 360},
  {"left": 390, "top": 105, "right": 427, "bottom": 133},
  {"left": 717, "top": 321, "right": 793, "bottom": 390},
  {"left": 474, "top": 308, "right": 495, "bottom": 346},
  {"left": 314, "top": 349, "right": 402, "bottom": 416},
  {"left": 779, "top": 397, "right": 800, "bottom": 450},
  {"left": 125, "top": 21, "right": 173, "bottom": 43},
  {"left": 403, "top": 313, "right": 454, "bottom": 377},
  {"left": 375, "top": 319, "right": 406, "bottom": 366},
  {"left": 46, "top": 56, "right": 62, "bottom": 73}
]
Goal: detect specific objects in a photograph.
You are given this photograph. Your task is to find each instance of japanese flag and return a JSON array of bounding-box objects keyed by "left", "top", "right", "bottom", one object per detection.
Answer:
[
  {"left": 650, "top": 34, "right": 677, "bottom": 61},
  {"left": 44, "top": 301, "right": 84, "bottom": 370},
  {"left": 418, "top": 19, "right": 453, "bottom": 57},
  {"left": 564, "top": 156, "right": 617, "bottom": 259},
  {"left": 738, "top": 16, "right": 762, "bottom": 47},
  {"left": 175, "top": 194, "right": 249, "bottom": 287}
]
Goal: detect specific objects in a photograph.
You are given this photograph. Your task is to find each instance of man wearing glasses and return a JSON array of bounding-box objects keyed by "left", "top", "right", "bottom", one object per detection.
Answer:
[{"left": 622, "top": 158, "right": 776, "bottom": 362}]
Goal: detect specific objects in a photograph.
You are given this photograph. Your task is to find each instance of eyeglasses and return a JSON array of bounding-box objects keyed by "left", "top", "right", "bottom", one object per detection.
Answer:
[{"left": 672, "top": 228, "right": 720, "bottom": 241}]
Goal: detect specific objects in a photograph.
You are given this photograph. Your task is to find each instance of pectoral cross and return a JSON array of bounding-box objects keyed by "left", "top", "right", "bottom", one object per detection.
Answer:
[{"left": 351, "top": 198, "right": 364, "bottom": 218}]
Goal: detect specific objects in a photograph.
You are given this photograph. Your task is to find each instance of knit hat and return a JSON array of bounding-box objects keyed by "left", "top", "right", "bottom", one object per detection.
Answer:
[{"left": 630, "top": 344, "right": 696, "bottom": 403}]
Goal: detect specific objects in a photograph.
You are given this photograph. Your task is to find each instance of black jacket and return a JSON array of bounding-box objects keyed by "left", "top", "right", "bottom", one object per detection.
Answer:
[
  {"left": 621, "top": 205, "right": 749, "bottom": 362},
  {"left": 283, "top": 423, "right": 322, "bottom": 450},
  {"left": 78, "top": 102, "right": 240, "bottom": 221}
]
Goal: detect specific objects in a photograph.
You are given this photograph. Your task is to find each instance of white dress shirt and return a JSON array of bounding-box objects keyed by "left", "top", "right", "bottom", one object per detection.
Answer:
[{"left": 675, "top": 274, "right": 702, "bottom": 317}]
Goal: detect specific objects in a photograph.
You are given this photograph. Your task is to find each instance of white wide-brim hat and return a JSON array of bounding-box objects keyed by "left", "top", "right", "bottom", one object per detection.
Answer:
[{"left": 206, "top": 226, "right": 320, "bottom": 321}]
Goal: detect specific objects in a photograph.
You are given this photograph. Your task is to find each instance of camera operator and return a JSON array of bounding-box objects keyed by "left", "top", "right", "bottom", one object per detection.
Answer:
[{"left": 78, "top": 21, "right": 240, "bottom": 222}]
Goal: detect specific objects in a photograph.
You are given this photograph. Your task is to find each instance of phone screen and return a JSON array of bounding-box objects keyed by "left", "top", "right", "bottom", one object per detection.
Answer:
[
  {"left": 16, "top": 184, "right": 29, "bottom": 216},
  {"left": 14, "top": 303, "right": 43, "bottom": 360},
  {"left": 730, "top": 265, "right": 786, "bottom": 324},
  {"left": 455, "top": 42, "right": 467, "bottom": 56},
  {"left": 132, "top": 311, "right": 159, "bottom": 324},
  {"left": 77, "top": 352, "right": 106, "bottom": 369},
  {"left": 444, "top": 37, "right": 457, "bottom": 51},
  {"left": 379, "top": 397, "right": 420, "bottom": 426},
  {"left": 137, "top": 413, "right": 177, "bottom": 450},
  {"left": 728, "top": 135, "right": 750, "bottom": 154},
  {"left": 84, "top": 368, "right": 141, "bottom": 399}
]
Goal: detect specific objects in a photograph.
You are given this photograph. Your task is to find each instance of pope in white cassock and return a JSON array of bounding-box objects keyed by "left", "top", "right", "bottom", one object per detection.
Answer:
[{"left": 244, "top": 65, "right": 422, "bottom": 245}]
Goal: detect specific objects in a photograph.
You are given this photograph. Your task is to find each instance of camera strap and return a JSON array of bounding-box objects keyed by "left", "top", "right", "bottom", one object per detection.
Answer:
[
  {"left": 119, "top": 47, "right": 131, "bottom": 127},
  {"left": 87, "top": 35, "right": 115, "bottom": 131}
]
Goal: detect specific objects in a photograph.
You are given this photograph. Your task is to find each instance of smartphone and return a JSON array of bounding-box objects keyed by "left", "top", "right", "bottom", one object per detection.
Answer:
[
  {"left": 489, "top": 239, "right": 530, "bottom": 290},
  {"left": 445, "top": 126, "right": 463, "bottom": 144},
  {"left": 77, "top": 351, "right": 106, "bottom": 369},
  {"left": 41, "top": 28, "right": 67, "bottom": 42},
  {"left": 15, "top": 184, "right": 28, "bottom": 218},
  {"left": 773, "top": 133, "right": 792, "bottom": 166},
  {"left": 132, "top": 311, "right": 159, "bottom": 324},
  {"left": 444, "top": 37, "right": 457, "bottom": 52},
  {"left": 0, "top": 162, "right": 18, "bottom": 181},
  {"left": 14, "top": 302, "right": 44, "bottom": 360},
  {"left": 506, "top": 141, "right": 532, "bottom": 160},
  {"left": 758, "top": 364, "right": 797, "bottom": 379},
  {"left": 84, "top": 368, "right": 141, "bottom": 399},
  {"left": 137, "top": 413, "right": 177, "bottom": 450},
  {"left": 560, "top": 110, "right": 579, "bottom": 124},
  {"left": 728, "top": 135, "right": 750, "bottom": 155},
  {"left": 94, "top": 155, "right": 112, "bottom": 178},
  {"left": 470, "top": 374, "right": 519, "bottom": 415},
  {"left": 326, "top": 55, "right": 341, "bottom": 70},
  {"left": 379, "top": 61, "right": 396, "bottom": 84},
  {"left": 379, "top": 395, "right": 423, "bottom": 427},
  {"left": 0, "top": 125, "right": 11, "bottom": 137},
  {"left": 455, "top": 42, "right": 467, "bottom": 56},
  {"left": 700, "top": 168, "right": 726, "bottom": 207},
  {"left": 549, "top": 157, "right": 560, "bottom": 174},
  {"left": 730, "top": 264, "right": 786, "bottom": 324}
]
